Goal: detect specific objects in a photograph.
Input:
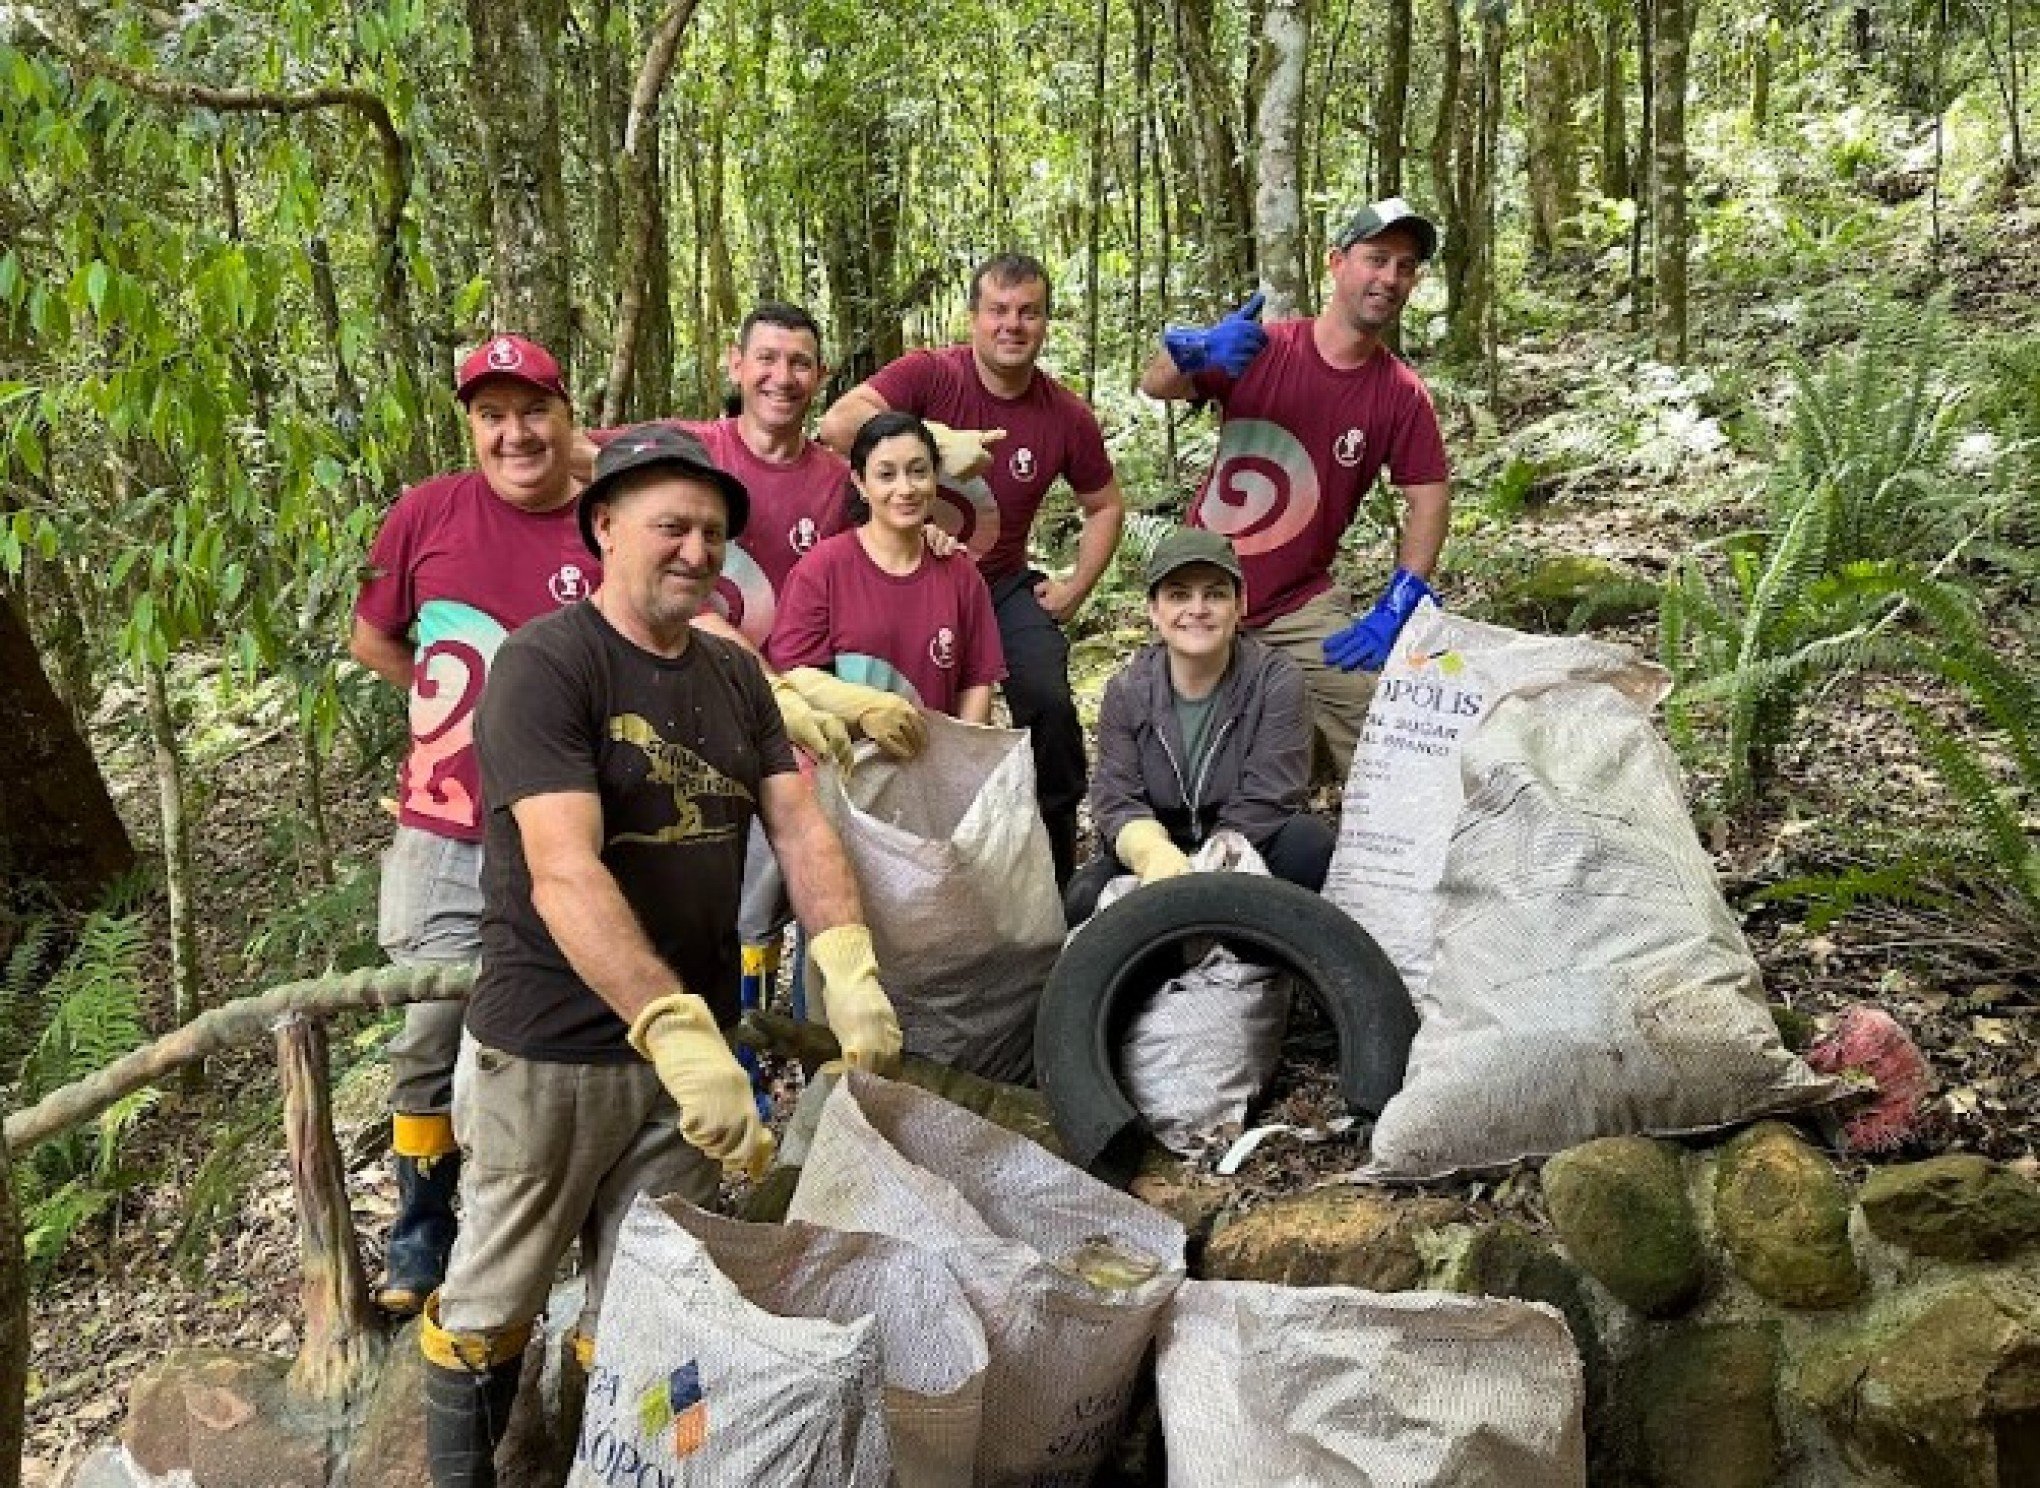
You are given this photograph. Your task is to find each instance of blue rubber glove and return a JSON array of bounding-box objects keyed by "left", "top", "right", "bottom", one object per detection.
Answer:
[
  {"left": 1163, "top": 291, "right": 1269, "bottom": 378},
  {"left": 1323, "top": 568, "right": 1437, "bottom": 672}
]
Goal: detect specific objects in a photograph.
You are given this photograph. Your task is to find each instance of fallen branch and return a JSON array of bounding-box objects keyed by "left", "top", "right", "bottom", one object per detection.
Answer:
[{"left": 5, "top": 964, "right": 473, "bottom": 1153}]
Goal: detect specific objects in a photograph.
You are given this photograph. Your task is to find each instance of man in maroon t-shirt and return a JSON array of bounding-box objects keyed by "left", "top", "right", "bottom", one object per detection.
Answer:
[
  {"left": 819, "top": 253, "right": 1127, "bottom": 883},
  {"left": 1139, "top": 199, "right": 1453, "bottom": 779},
  {"left": 350, "top": 333, "right": 595, "bottom": 1316},
  {"left": 576, "top": 303, "right": 852, "bottom": 656}
]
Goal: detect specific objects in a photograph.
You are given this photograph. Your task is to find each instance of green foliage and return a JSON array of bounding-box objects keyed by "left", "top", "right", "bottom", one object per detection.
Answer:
[
  {"left": 1768, "top": 303, "right": 1969, "bottom": 565},
  {"left": 1660, "top": 307, "right": 1992, "bottom": 798},
  {"left": 6, "top": 911, "right": 155, "bottom": 1276}
]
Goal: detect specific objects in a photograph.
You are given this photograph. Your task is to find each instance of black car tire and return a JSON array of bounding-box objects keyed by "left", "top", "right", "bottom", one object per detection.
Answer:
[{"left": 1035, "top": 873, "right": 1417, "bottom": 1180}]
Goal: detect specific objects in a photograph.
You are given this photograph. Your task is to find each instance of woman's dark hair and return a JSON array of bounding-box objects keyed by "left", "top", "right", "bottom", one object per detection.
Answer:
[{"left": 845, "top": 410, "right": 941, "bottom": 524}]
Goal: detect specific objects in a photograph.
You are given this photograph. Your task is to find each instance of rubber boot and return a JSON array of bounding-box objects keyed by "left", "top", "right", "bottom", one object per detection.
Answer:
[
  {"left": 422, "top": 1295, "right": 529, "bottom": 1488},
  {"left": 736, "top": 943, "right": 781, "bottom": 1122},
  {"left": 378, "top": 1113, "right": 461, "bottom": 1316}
]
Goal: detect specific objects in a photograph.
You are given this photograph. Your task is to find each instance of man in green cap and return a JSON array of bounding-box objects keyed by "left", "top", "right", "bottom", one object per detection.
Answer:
[{"left": 1139, "top": 198, "right": 1453, "bottom": 781}]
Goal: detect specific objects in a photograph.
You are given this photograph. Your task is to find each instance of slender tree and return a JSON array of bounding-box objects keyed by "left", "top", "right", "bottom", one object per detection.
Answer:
[
  {"left": 1651, "top": 0, "right": 1692, "bottom": 361},
  {"left": 1254, "top": 0, "right": 1312, "bottom": 314}
]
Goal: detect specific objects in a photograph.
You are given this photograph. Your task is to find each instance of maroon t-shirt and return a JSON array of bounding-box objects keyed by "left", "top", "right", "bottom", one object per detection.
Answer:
[
  {"left": 766, "top": 530, "right": 1006, "bottom": 716},
  {"left": 1189, "top": 320, "right": 1450, "bottom": 627},
  {"left": 588, "top": 418, "right": 851, "bottom": 646},
  {"left": 865, "top": 345, "right": 1115, "bottom": 582},
  {"left": 354, "top": 472, "right": 598, "bottom": 842}
]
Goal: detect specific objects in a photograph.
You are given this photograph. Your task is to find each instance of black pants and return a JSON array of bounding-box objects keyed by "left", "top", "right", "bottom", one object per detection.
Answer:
[
  {"left": 1062, "top": 812, "right": 1338, "bottom": 927},
  {"left": 991, "top": 571, "right": 1087, "bottom": 886}
]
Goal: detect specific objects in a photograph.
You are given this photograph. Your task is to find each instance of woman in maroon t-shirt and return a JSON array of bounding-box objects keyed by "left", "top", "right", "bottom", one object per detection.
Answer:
[{"left": 769, "top": 411, "right": 1006, "bottom": 727}]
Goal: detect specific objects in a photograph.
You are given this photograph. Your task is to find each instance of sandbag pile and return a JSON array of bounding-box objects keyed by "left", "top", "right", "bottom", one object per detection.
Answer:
[
  {"left": 1327, "top": 605, "right": 1836, "bottom": 1177},
  {"left": 816, "top": 714, "right": 1063, "bottom": 1082},
  {"left": 1156, "top": 1279, "right": 1587, "bottom": 1487}
]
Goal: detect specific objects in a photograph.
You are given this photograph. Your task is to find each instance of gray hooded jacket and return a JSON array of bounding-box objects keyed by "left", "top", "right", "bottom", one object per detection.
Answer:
[{"left": 1088, "top": 634, "right": 1314, "bottom": 855}]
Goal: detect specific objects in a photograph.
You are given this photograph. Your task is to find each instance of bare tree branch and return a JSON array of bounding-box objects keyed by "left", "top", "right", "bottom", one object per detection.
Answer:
[{"left": 4, "top": 964, "right": 472, "bottom": 1153}]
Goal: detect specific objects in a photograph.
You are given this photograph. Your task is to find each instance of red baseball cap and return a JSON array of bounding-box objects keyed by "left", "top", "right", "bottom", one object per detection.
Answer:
[{"left": 456, "top": 334, "right": 570, "bottom": 404}]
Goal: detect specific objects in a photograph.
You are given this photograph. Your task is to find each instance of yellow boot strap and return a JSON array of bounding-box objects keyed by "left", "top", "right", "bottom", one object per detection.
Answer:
[
  {"left": 393, "top": 1111, "right": 458, "bottom": 1159},
  {"left": 420, "top": 1293, "right": 531, "bottom": 1371}
]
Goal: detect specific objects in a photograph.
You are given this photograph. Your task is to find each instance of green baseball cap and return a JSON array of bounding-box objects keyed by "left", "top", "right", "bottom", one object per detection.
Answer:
[
  {"left": 1144, "top": 528, "right": 1245, "bottom": 594},
  {"left": 1332, "top": 196, "right": 1440, "bottom": 261}
]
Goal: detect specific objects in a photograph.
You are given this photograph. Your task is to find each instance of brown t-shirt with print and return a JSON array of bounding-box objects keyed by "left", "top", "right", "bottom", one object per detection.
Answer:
[{"left": 469, "top": 601, "right": 797, "bottom": 1061}]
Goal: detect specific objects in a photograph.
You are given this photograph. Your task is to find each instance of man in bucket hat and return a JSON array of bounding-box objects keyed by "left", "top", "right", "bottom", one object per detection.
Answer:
[
  {"left": 418, "top": 425, "right": 900, "bottom": 1487},
  {"left": 350, "top": 333, "right": 594, "bottom": 1318},
  {"left": 1139, "top": 198, "right": 1453, "bottom": 781}
]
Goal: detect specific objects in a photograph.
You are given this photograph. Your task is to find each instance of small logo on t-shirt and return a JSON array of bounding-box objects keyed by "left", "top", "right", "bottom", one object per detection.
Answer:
[
  {"left": 548, "top": 563, "right": 590, "bottom": 605},
  {"left": 929, "top": 626, "right": 957, "bottom": 670},
  {"left": 789, "top": 516, "right": 818, "bottom": 554},
  {"left": 1333, "top": 428, "right": 1366, "bottom": 468},
  {"left": 1009, "top": 447, "right": 1037, "bottom": 482},
  {"left": 486, "top": 336, "right": 523, "bottom": 371}
]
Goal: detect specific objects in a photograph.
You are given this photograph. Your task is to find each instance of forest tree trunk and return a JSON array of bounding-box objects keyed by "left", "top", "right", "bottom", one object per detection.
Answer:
[
  {"left": 1601, "top": 5, "right": 1631, "bottom": 198},
  {"left": 1524, "top": 0, "right": 1585, "bottom": 260},
  {"left": 140, "top": 657, "right": 201, "bottom": 1044},
  {"left": 462, "top": 0, "right": 573, "bottom": 356},
  {"left": 1253, "top": 0, "right": 1311, "bottom": 315},
  {"left": 1374, "top": 0, "right": 1413, "bottom": 199},
  {"left": 1651, "top": 0, "right": 1691, "bottom": 361},
  {"left": 1167, "top": 0, "right": 1255, "bottom": 288},
  {"left": 0, "top": 1127, "right": 21, "bottom": 1488},
  {"left": 0, "top": 593, "right": 134, "bottom": 914},
  {"left": 278, "top": 1015, "right": 383, "bottom": 1403}
]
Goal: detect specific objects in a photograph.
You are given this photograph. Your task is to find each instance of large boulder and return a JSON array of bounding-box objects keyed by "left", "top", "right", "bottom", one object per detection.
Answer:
[
  {"left": 1713, "top": 1123, "right": 1863, "bottom": 1310},
  {"left": 1543, "top": 1136, "right": 1705, "bottom": 1317},
  {"left": 1858, "top": 1155, "right": 2040, "bottom": 1261},
  {"left": 1632, "top": 1324, "right": 1782, "bottom": 1488},
  {"left": 1201, "top": 1189, "right": 1466, "bottom": 1290},
  {"left": 121, "top": 1349, "right": 330, "bottom": 1488},
  {"left": 1793, "top": 1276, "right": 2040, "bottom": 1486}
]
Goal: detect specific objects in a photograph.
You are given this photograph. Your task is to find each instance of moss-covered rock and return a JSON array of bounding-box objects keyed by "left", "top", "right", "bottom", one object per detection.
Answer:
[
  {"left": 1485, "top": 553, "right": 1660, "bottom": 632},
  {"left": 1544, "top": 1136, "right": 1705, "bottom": 1317},
  {"left": 1633, "top": 1324, "right": 1782, "bottom": 1488},
  {"left": 1793, "top": 1277, "right": 2040, "bottom": 1487},
  {"left": 1201, "top": 1188, "right": 1466, "bottom": 1290},
  {"left": 1713, "top": 1122, "right": 1863, "bottom": 1309},
  {"left": 1858, "top": 1154, "right": 2040, "bottom": 1261}
]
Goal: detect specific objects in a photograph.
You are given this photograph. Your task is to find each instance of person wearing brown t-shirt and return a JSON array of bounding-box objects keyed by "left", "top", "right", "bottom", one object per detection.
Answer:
[
  {"left": 1140, "top": 199, "right": 1454, "bottom": 780},
  {"left": 820, "top": 253, "right": 1128, "bottom": 885},
  {"left": 416, "top": 425, "right": 901, "bottom": 1488}
]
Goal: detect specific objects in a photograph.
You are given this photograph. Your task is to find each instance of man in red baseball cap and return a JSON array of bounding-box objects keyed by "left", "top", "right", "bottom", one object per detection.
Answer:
[{"left": 350, "top": 332, "right": 593, "bottom": 1317}]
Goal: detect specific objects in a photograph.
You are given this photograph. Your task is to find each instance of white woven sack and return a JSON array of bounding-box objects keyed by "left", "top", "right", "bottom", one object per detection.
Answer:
[
  {"left": 1156, "top": 1279, "right": 1586, "bottom": 1488},
  {"left": 1367, "top": 686, "right": 1837, "bottom": 1177},
  {"left": 1322, "top": 603, "right": 1667, "bottom": 1001},
  {"left": 788, "top": 1072, "right": 1187, "bottom": 1488},
  {"left": 571, "top": 1196, "right": 893, "bottom": 1488},
  {"left": 659, "top": 1199, "right": 989, "bottom": 1488},
  {"left": 816, "top": 713, "right": 1063, "bottom": 1081},
  {"left": 1093, "top": 831, "right": 1293, "bottom": 1153}
]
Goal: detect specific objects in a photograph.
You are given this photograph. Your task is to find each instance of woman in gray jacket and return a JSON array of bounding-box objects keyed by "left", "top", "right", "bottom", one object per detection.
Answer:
[{"left": 1066, "top": 528, "right": 1336, "bottom": 925}]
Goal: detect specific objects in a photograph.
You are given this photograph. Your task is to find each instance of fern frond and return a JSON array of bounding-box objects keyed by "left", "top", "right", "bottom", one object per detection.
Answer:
[
  {"left": 17, "top": 911, "right": 149, "bottom": 1109},
  {"left": 1896, "top": 699, "right": 2040, "bottom": 919},
  {"left": 1756, "top": 859, "right": 1958, "bottom": 934}
]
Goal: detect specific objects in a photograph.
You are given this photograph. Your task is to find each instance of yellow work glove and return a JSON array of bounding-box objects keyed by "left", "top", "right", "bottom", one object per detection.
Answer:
[
  {"left": 783, "top": 667, "right": 928, "bottom": 760},
  {"left": 627, "top": 992, "right": 774, "bottom": 1177},
  {"left": 924, "top": 420, "right": 1008, "bottom": 481},
  {"left": 770, "top": 673, "right": 853, "bottom": 769},
  {"left": 808, "top": 924, "right": 903, "bottom": 1076},
  {"left": 1115, "top": 819, "right": 1193, "bottom": 885}
]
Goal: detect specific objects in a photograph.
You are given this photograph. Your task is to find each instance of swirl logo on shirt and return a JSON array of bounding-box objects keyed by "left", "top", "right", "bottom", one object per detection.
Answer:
[
  {"left": 709, "top": 543, "right": 776, "bottom": 648},
  {"left": 931, "top": 475, "right": 1002, "bottom": 561},
  {"left": 834, "top": 653, "right": 924, "bottom": 706},
  {"left": 403, "top": 600, "right": 509, "bottom": 830},
  {"left": 1191, "top": 419, "right": 1322, "bottom": 558}
]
